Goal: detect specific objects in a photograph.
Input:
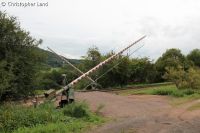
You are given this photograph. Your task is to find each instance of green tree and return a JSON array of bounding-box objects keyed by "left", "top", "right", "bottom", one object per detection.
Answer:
[
  {"left": 187, "top": 67, "right": 200, "bottom": 89},
  {"left": 187, "top": 49, "right": 200, "bottom": 67},
  {"left": 163, "top": 66, "right": 188, "bottom": 89},
  {"left": 130, "top": 58, "right": 158, "bottom": 83},
  {"left": 155, "top": 48, "right": 188, "bottom": 81},
  {"left": 82, "top": 46, "right": 102, "bottom": 71},
  {"left": 97, "top": 52, "right": 131, "bottom": 88},
  {"left": 110, "top": 56, "right": 131, "bottom": 87},
  {"left": 164, "top": 66, "right": 200, "bottom": 89},
  {"left": 0, "top": 11, "right": 44, "bottom": 100}
]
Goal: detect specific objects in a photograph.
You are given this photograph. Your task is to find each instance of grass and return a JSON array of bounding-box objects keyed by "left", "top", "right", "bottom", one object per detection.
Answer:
[
  {"left": 0, "top": 101, "right": 104, "bottom": 133},
  {"left": 171, "top": 93, "right": 200, "bottom": 106},
  {"left": 115, "top": 84, "right": 200, "bottom": 106},
  {"left": 34, "top": 89, "right": 46, "bottom": 95},
  {"left": 187, "top": 102, "right": 200, "bottom": 111},
  {"left": 115, "top": 85, "right": 178, "bottom": 96},
  {"left": 116, "top": 85, "right": 199, "bottom": 97},
  {"left": 13, "top": 122, "right": 87, "bottom": 133},
  {"left": 126, "top": 82, "right": 173, "bottom": 88}
]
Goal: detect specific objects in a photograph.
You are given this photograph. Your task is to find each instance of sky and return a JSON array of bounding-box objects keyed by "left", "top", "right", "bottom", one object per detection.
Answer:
[{"left": 1, "top": 0, "right": 200, "bottom": 60}]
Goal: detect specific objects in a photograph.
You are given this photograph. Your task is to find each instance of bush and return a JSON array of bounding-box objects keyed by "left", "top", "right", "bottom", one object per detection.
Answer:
[
  {"left": 0, "top": 103, "right": 59, "bottom": 132},
  {"left": 151, "top": 87, "right": 175, "bottom": 95},
  {"left": 172, "top": 91, "right": 184, "bottom": 97},
  {"left": 63, "top": 102, "right": 90, "bottom": 118},
  {"left": 164, "top": 66, "right": 200, "bottom": 90},
  {"left": 182, "top": 89, "right": 195, "bottom": 95}
]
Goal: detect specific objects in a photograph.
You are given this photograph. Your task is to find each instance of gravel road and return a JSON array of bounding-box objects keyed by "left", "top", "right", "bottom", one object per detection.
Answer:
[{"left": 76, "top": 91, "right": 200, "bottom": 133}]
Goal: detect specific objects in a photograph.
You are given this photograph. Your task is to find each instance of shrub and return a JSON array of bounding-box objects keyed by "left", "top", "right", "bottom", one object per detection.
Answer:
[
  {"left": 63, "top": 102, "right": 90, "bottom": 118},
  {"left": 0, "top": 103, "right": 58, "bottom": 132},
  {"left": 0, "top": 102, "right": 103, "bottom": 133},
  {"left": 151, "top": 88, "right": 175, "bottom": 95},
  {"left": 150, "top": 87, "right": 197, "bottom": 97},
  {"left": 95, "top": 104, "right": 105, "bottom": 115},
  {"left": 164, "top": 66, "right": 200, "bottom": 90},
  {"left": 172, "top": 91, "right": 184, "bottom": 97},
  {"left": 182, "top": 89, "right": 195, "bottom": 95}
]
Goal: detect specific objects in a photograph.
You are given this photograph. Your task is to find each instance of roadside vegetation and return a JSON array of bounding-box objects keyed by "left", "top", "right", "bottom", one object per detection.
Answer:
[
  {"left": 187, "top": 102, "right": 200, "bottom": 111},
  {"left": 118, "top": 85, "right": 200, "bottom": 97},
  {"left": 115, "top": 84, "right": 200, "bottom": 107},
  {"left": 0, "top": 102, "right": 104, "bottom": 133}
]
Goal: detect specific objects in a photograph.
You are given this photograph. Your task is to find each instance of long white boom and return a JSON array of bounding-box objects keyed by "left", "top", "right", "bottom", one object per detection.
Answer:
[
  {"left": 56, "top": 35, "right": 146, "bottom": 95},
  {"left": 47, "top": 47, "right": 97, "bottom": 84}
]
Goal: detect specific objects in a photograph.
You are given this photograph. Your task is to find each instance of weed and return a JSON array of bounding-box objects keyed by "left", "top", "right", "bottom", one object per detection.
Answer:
[
  {"left": 118, "top": 84, "right": 200, "bottom": 98},
  {"left": 95, "top": 104, "right": 105, "bottom": 115},
  {"left": 187, "top": 103, "right": 200, "bottom": 111},
  {"left": 63, "top": 102, "right": 90, "bottom": 118},
  {"left": 0, "top": 102, "right": 104, "bottom": 133}
]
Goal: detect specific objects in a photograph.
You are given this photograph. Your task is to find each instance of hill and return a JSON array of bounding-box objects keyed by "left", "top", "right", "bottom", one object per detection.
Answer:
[{"left": 38, "top": 48, "right": 81, "bottom": 67}]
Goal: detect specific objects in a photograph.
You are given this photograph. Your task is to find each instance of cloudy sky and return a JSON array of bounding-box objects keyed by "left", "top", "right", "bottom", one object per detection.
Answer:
[{"left": 1, "top": 0, "right": 200, "bottom": 60}]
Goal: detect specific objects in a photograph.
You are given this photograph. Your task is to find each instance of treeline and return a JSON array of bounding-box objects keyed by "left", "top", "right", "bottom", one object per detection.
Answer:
[
  {"left": 0, "top": 11, "right": 200, "bottom": 101},
  {"left": 75, "top": 47, "right": 200, "bottom": 89},
  {"left": 39, "top": 46, "right": 200, "bottom": 91}
]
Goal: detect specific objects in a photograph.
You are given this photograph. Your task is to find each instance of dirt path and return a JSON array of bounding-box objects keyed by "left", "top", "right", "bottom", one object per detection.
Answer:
[{"left": 76, "top": 91, "right": 200, "bottom": 133}]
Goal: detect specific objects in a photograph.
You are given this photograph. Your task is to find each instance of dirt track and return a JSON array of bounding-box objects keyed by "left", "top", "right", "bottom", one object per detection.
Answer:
[{"left": 76, "top": 91, "right": 200, "bottom": 133}]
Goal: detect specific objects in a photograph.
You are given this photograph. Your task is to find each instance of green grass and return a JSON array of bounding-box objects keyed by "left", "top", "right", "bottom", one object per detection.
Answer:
[
  {"left": 171, "top": 93, "right": 200, "bottom": 106},
  {"left": 115, "top": 85, "right": 177, "bottom": 96},
  {"left": 0, "top": 102, "right": 104, "bottom": 133},
  {"left": 13, "top": 120, "right": 97, "bottom": 133},
  {"left": 34, "top": 89, "right": 46, "bottom": 95},
  {"left": 115, "top": 84, "right": 200, "bottom": 106},
  {"left": 126, "top": 82, "right": 173, "bottom": 88},
  {"left": 116, "top": 85, "right": 200, "bottom": 97}
]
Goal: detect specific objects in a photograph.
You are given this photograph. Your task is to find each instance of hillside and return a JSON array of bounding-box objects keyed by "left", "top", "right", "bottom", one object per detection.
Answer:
[{"left": 38, "top": 48, "right": 81, "bottom": 67}]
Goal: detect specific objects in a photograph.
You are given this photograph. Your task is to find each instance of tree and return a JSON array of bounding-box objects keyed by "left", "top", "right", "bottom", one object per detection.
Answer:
[
  {"left": 155, "top": 48, "right": 188, "bottom": 81},
  {"left": 130, "top": 58, "right": 158, "bottom": 83},
  {"left": 82, "top": 46, "right": 102, "bottom": 71},
  {"left": 0, "top": 11, "right": 44, "bottom": 100},
  {"left": 110, "top": 56, "right": 131, "bottom": 87},
  {"left": 164, "top": 66, "right": 200, "bottom": 89},
  {"left": 187, "top": 67, "right": 200, "bottom": 89},
  {"left": 163, "top": 66, "right": 188, "bottom": 89},
  {"left": 187, "top": 49, "right": 200, "bottom": 67}
]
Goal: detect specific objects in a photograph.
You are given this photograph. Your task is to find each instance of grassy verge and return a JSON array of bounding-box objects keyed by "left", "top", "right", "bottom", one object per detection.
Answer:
[
  {"left": 116, "top": 85, "right": 199, "bottom": 97},
  {"left": 187, "top": 102, "right": 200, "bottom": 111},
  {"left": 126, "top": 82, "right": 173, "bottom": 88},
  {"left": 171, "top": 94, "right": 200, "bottom": 106},
  {"left": 115, "top": 84, "right": 200, "bottom": 106},
  {"left": 0, "top": 102, "right": 104, "bottom": 133}
]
